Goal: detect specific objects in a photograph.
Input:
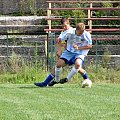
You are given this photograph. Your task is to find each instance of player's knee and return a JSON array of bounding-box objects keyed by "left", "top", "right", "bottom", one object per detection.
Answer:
[
  {"left": 75, "top": 61, "right": 82, "bottom": 68},
  {"left": 56, "top": 60, "right": 64, "bottom": 68},
  {"left": 56, "top": 64, "right": 62, "bottom": 68},
  {"left": 75, "top": 59, "right": 82, "bottom": 68}
]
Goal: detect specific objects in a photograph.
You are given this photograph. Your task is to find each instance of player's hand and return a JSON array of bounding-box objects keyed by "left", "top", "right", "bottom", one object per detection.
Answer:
[{"left": 73, "top": 43, "right": 79, "bottom": 50}]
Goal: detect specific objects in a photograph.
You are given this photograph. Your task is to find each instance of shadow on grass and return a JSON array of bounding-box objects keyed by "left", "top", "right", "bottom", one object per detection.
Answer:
[
  {"left": 18, "top": 85, "right": 38, "bottom": 89},
  {"left": 18, "top": 85, "right": 63, "bottom": 89}
]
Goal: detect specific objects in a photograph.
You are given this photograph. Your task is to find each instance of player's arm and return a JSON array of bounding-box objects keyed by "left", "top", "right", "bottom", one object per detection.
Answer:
[
  {"left": 57, "top": 33, "right": 69, "bottom": 57},
  {"left": 73, "top": 44, "right": 92, "bottom": 50},
  {"left": 56, "top": 32, "right": 64, "bottom": 57},
  {"left": 56, "top": 37, "right": 62, "bottom": 57}
]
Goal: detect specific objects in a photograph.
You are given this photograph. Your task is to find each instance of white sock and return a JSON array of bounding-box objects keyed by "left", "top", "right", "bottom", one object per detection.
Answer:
[
  {"left": 55, "top": 66, "right": 62, "bottom": 82},
  {"left": 67, "top": 66, "right": 79, "bottom": 81}
]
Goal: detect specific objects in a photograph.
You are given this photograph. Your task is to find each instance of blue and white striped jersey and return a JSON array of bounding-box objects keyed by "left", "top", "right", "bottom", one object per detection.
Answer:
[{"left": 61, "top": 30, "right": 92, "bottom": 55}]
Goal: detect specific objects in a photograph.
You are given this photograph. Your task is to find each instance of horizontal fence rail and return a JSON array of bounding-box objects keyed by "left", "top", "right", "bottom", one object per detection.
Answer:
[
  {"left": 46, "top": 0, "right": 120, "bottom": 33},
  {"left": 48, "top": 8, "right": 120, "bottom": 11},
  {"left": 46, "top": 1, "right": 120, "bottom": 3},
  {"left": 46, "top": 18, "right": 120, "bottom": 20},
  {"left": 44, "top": 29, "right": 120, "bottom": 32}
]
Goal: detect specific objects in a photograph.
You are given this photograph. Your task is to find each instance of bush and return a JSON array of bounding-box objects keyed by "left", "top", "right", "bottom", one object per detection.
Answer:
[{"left": 0, "top": 52, "right": 48, "bottom": 84}]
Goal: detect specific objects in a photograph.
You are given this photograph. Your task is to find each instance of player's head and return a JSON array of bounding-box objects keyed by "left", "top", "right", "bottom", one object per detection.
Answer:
[
  {"left": 61, "top": 17, "right": 70, "bottom": 30},
  {"left": 76, "top": 23, "right": 85, "bottom": 35}
]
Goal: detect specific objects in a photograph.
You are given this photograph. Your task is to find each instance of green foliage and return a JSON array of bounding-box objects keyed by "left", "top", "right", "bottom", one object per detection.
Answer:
[
  {"left": 0, "top": 64, "right": 48, "bottom": 84},
  {"left": 51, "top": 2, "right": 87, "bottom": 26},
  {"left": 87, "top": 64, "right": 120, "bottom": 84},
  {"left": 19, "top": 0, "right": 28, "bottom": 16},
  {"left": 96, "top": 2, "right": 112, "bottom": 17},
  {"left": 0, "top": 51, "right": 48, "bottom": 84},
  {"left": 19, "top": 0, "right": 37, "bottom": 15},
  {"left": 13, "top": 0, "right": 41, "bottom": 16},
  {"left": 28, "top": 0, "right": 37, "bottom": 15},
  {"left": 94, "top": 2, "right": 120, "bottom": 25},
  {"left": 0, "top": 53, "right": 120, "bottom": 84},
  {"left": 101, "top": 51, "right": 111, "bottom": 68},
  {"left": 7, "top": 52, "right": 25, "bottom": 74},
  {"left": 8, "top": 12, "right": 23, "bottom": 16},
  {"left": 37, "top": 9, "right": 47, "bottom": 16}
]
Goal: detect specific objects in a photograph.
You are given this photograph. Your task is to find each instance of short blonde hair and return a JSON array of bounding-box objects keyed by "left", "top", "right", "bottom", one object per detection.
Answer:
[{"left": 76, "top": 23, "right": 85, "bottom": 31}]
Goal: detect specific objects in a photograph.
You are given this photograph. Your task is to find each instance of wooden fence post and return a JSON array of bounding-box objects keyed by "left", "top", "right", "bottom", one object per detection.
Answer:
[{"left": 88, "top": 2, "right": 92, "bottom": 33}]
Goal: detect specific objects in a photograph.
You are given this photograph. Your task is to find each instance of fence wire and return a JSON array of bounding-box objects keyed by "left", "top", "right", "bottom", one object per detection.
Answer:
[
  {"left": 0, "top": 32, "right": 120, "bottom": 83},
  {"left": 48, "top": 32, "right": 120, "bottom": 70},
  {"left": 0, "top": 34, "right": 47, "bottom": 73}
]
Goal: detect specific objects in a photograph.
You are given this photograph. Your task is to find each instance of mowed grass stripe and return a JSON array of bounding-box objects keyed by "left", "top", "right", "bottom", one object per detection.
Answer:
[{"left": 0, "top": 83, "right": 120, "bottom": 120}]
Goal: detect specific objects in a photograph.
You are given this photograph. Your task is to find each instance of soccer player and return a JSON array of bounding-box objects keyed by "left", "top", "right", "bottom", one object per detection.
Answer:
[
  {"left": 56, "top": 17, "right": 75, "bottom": 57},
  {"left": 48, "top": 23, "right": 92, "bottom": 88},
  {"left": 34, "top": 22, "right": 92, "bottom": 88},
  {"left": 34, "top": 17, "right": 75, "bottom": 87}
]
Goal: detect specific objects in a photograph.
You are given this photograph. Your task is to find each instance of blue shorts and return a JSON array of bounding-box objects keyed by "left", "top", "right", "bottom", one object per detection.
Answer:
[{"left": 60, "top": 50, "right": 85, "bottom": 66}]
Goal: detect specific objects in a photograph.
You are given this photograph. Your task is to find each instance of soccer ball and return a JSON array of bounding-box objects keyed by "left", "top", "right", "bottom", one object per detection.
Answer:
[{"left": 82, "top": 79, "right": 92, "bottom": 88}]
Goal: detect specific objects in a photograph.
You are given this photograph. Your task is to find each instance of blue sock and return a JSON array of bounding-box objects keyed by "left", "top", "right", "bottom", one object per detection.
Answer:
[
  {"left": 82, "top": 71, "right": 88, "bottom": 79},
  {"left": 34, "top": 73, "right": 55, "bottom": 87},
  {"left": 43, "top": 73, "right": 55, "bottom": 85}
]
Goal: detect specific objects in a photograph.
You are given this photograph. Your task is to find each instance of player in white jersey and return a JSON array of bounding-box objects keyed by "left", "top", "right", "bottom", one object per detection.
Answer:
[
  {"left": 48, "top": 23, "right": 92, "bottom": 88},
  {"left": 34, "top": 18, "right": 75, "bottom": 87},
  {"left": 56, "top": 18, "right": 75, "bottom": 58}
]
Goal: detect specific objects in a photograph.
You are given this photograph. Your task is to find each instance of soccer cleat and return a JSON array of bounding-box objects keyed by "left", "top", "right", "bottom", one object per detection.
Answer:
[
  {"left": 34, "top": 82, "right": 47, "bottom": 87},
  {"left": 59, "top": 78, "right": 68, "bottom": 84},
  {"left": 82, "top": 79, "right": 92, "bottom": 88},
  {"left": 48, "top": 80, "right": 58, "bottom": 86},
  {"left": 48, "top": 78, "right": 68, "bottom": 86}
]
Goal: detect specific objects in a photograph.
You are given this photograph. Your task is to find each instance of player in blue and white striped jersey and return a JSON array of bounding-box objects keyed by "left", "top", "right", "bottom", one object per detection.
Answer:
[{"left": 49, "top": 23, "right": 92, "bottom": 88}]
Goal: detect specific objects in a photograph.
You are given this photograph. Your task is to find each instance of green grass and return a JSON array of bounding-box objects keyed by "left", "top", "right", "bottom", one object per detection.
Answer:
[{"left": 0, "top": 83, "right": 120, "bottom": 120}]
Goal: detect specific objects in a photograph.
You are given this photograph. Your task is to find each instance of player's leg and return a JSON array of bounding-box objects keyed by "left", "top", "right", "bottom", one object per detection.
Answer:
[
  {"left": 59, "top": 54, "right": 84, "bottom": 83},
  {"left": 48, "top": 50, "right": 74, "bottom": 86},
  {"left": 77, "top": 61, "right": 92, "bottom": 88},
  {"left": 60, "top": 58, "right": 92, "bottom": 87},
  {"left": 65, "top": 57, "right": 92, "bottom": 88},
  {"left": 55, "top": 58, "right": 66, "bottom": 82},
  {"left": 34, "top": 67, "right": 55, "bottom": 87},
  {"left": 34, "top": 58, "right": 65, "bottom": 87},
  {"left": 79, "top": 68, "right": 92, "bottom": 88},
  {"left": 34, "top": 73, "right": 55, "bottom": 87},
  {"left": 48, "top": 58, "right": 66, "bottom": 86},
  {"left": 60, "top": 57, "right": 82, "bottom": 83}
]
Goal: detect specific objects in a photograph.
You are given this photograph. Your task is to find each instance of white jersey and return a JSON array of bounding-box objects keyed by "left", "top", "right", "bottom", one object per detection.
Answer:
[
  {"left": 61, "top": 30, "right": 92, "bottom": 55},
  {"left": 59, "top": 27, "right": 75, "bottom": 40}
]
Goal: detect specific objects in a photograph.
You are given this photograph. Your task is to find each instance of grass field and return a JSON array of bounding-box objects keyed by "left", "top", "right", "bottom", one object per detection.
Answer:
[{"left": 0, "top": 83, "right": 120, "bottom": 120}]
